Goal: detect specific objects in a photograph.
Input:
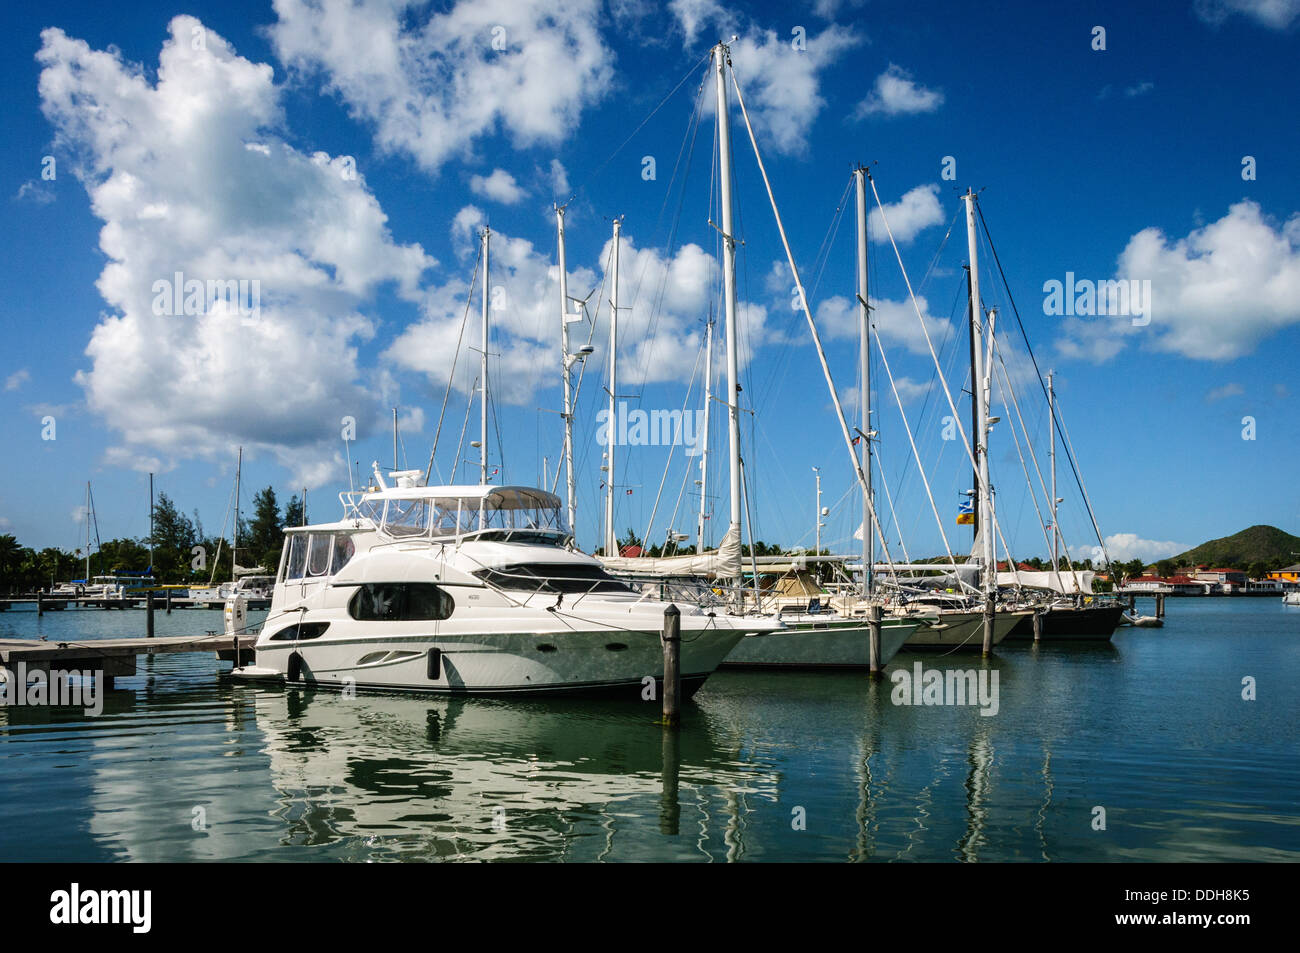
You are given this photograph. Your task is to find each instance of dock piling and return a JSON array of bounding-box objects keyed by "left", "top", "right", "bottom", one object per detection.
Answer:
[
  {"left": 662, "top": 604, "right": 680, "bottom": 727},
  {"left": 867, "top": 603, "right": 883, "bottom": 678},
  {"left": 37, "top": 593, "right": 44, "bottom": 618},
  {"left": 146, "top": 590, "right": 155, "bottom": 638},
  {"left": 1032, "top": 608, "right": 1043, "bottom": 642},
  {"left": 165, "top": 589, "right": 172, "bottom": 615},
  {"left": 981, "top": 593, "right": 995, "bottom": 656}
]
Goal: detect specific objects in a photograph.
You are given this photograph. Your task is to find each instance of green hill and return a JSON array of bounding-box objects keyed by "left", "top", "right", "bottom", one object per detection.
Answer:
[{"left": 1171, "top": 525, "right": 1300, "bottom": 569}]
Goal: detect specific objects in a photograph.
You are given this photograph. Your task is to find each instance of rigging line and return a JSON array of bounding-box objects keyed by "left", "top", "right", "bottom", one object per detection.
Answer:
[
  {"left": 974, "top": 200, "right": 1110, "bottom": 563},
  {"left": 871, "top": 313, "right": 972, "bottom": 591},
  {"left": 573, "top": 51, "right": 712, "bottom": 199},
  {"left": 991, "top": 333, "right": 1071, "bottom": 587},
  {"left": 728, "top": 61, "right": 897, "bottom": 579},
  {"left": 992, "top": 339, "right": 1064, "bottom": 590},
  {"left": 869, "top": 438, "right": 912, "bottom": 565},
  {"left": 641, "top": 338, "right": 704, "bottom": 548},
  {"left": 454, "top": 374, "right": 477, "bottom": 484},
  {"left": 1052, "top": 390, "right": 1107, "bottom": 568},
  {"left": 915, "top": 205, "right": 963, "bottom": 297},
  {"left": 426, "top": 242, "right": 482, "bottom": 483},
  {"left": 866, "top": 172, "right": 981, "bottom": 483},
  {"left": 629, "top": 71, "right": 708, "bottom": 398}
]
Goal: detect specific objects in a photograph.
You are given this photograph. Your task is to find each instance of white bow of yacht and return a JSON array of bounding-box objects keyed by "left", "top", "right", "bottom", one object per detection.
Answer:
[{"left": 231, "top": 470, "right": 780, "bottom": 697}]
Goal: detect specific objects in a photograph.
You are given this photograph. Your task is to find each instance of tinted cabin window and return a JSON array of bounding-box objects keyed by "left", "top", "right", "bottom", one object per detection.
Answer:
[
  {"left": 348, "top": 583, "right": 455, "bottom": 621},
  {"left": 474, "top": 564, "right": 634, "bottom": 595},
  {"left": 267, "top": 621, "right": 330, "bottom": 641},
  {"left": 332, "top": 535, "right": 355, "bottom": 574}
]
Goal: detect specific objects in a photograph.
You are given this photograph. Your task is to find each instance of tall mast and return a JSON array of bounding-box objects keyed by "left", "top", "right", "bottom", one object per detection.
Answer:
[
  {"left": 604, "top": 218, "right": 621, "bottom": 557},
  {"left": 714, "top": 43, "right": 743, "bottom": 579},
  {"left": 85, "top": 481, "right": 91, "bottom": 580},
  {"left": 233, "top": 446, "right": 242, "bottom": 579},
  {"left": 392, "top": 407, "right": 398, "bottom": 472},
  {"left": 557, "top": 206, "right": 578, "bottom": 534},
  {"left": 854, "top": 167, "right": 873, "bottom": 597},
  {"left": 963, "top": 190, "right": 995, "bottom": 595},
  {"left": 1048, "top": 369, "right": 1059, "bottom": 574},
  {"left": 696, "top": 313, "right": 713, "bottom": 554},
  {"left": 966, "top": 265, "right": 979, "bottom": 544},
  {"left": 149, "top": 472, "right": 154, "bottom": 570},
  {"left": 480, "top": 227, "right": 490, "bottom": 485}
]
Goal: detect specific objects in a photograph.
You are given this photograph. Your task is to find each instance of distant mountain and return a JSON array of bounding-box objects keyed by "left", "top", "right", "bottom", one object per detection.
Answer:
[{"left": 1171, "top": 525, "right": 1300, "bottom": 569}]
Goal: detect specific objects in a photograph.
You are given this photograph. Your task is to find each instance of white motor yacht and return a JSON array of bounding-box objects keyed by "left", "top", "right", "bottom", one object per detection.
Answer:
[{"left": 232, "top": 471, "right": 781, "bottom": 697}]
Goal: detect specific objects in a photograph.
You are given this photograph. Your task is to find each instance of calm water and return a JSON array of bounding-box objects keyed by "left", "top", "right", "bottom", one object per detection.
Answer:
[{"left": 1, "top": 599, "right": 1296, "bottom": 862}]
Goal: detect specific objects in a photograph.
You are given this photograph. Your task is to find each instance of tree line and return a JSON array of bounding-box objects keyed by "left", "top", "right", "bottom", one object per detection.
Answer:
[{"left": 0, "top": 487, "right": 304, "bottom": 594}]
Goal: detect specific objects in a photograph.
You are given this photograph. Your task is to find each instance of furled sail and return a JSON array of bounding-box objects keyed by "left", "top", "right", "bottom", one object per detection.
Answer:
[
  {"left": 996, "top": 569, "right": 1094, "bottom": 594},
  {"left": 597, "top": 522, "right": 742, "bottom": 579}
]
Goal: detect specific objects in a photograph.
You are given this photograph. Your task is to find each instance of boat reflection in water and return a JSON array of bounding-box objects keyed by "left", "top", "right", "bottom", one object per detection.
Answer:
[{"left": 252, "top": 685, "right": 782, "bottom": 861}]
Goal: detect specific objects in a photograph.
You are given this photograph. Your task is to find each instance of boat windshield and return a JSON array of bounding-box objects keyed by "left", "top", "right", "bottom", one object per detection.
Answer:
[{"left": 374, "top": 488, "right": 569, "bottom": 540}]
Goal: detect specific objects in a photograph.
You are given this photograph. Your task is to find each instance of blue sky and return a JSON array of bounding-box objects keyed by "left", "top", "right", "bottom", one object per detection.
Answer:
[{"left": 2, "top": 0, "right": 1298, "bottom": 566}]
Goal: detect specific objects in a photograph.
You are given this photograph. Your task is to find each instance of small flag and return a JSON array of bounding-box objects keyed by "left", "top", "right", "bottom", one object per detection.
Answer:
[
  {"left": 625, "top": 489, "right": 633, "bottom": 495},
  {"left": 957, "top": 500, "right": 975, "bottom": 525},
  {"left": 852, "top": 435, "right": 861, "bottom": 446}
]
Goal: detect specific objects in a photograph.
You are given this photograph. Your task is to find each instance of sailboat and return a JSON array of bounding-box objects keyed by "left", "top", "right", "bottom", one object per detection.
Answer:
[{"left": 233, "top": 225, "right": 779, "bottom": 696}]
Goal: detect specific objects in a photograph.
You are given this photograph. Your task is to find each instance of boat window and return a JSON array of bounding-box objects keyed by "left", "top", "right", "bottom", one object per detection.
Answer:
[
  {"left": 332, "top": 535, "right": 355, "bottom": 574},
  {"left": 284, "top": 536, "right": 307, "bottom": 580},
  {"left": 307, "top": 535, "right": 332, "bottom": 576},
  {"left": 348, "top": 583, "right": 455, "bottom": 621},
  {"left": 266, "top": 621, "right": 330, "bottom": 642},
  {"left": 473, "top": 563, "right": 634, "bottom": 595},
  {"left": 382, "top": 499, "right": 432, "bottom": 537}
]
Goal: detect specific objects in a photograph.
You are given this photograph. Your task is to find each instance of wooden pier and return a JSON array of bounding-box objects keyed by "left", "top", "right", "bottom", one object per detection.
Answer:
[{"left": 0, "top": 634, "right": 258, "bottom": 689}]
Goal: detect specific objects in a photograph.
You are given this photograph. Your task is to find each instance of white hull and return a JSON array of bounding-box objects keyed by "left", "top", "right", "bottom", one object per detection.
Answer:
[
  {"left": 722, "top": 618, "right": 916, "bottom": 668},
  {"left": 240, "top": 622, "right": 746, "bottom": 696}
]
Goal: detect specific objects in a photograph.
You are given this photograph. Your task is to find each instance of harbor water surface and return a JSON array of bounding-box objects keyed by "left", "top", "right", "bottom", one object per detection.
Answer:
[{"left": 1, "top": 598, "right": 1296, "bottom": 862}]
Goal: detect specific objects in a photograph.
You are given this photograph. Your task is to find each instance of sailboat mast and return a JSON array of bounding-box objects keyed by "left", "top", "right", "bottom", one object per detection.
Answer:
[
  {"left": 392, "top": 407, "right": 398, "bottom": 472},
  {"left": 854, "top": 168, "right": 873, "bottom": 597},
  {"left": 149, "top": 472, "right": 154, "bottom": 570},
  {"left": 85, "top": 481, "right": 90, "bottom": 580},
  {"left": 713, "top": 43, "right": 743, "bottom": 579},
  {"left": 557, "top": 206, "right": 578, "bottom": 534},
  {"left": 233, "top": 447, "right": 242, "bottom": 579},
  {"left": 605, "top": 218, "right": 621, "bottom": 557},
  {"left": 696, "top": 313, "right": 713, "bottom": 554},
  {"left": 963, "top": 191, "right": 996, "bottom": 595},
  {"left": 1048, "top": 370, "right": 1059, "bottom": 574},
  {"left": 480, "top": 227, "right": 490, "bottom": 485}
]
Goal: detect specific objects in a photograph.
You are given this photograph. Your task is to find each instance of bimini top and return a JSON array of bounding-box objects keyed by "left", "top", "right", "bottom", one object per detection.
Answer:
[{"left": 340, "top": 484, "right": 569, "bottom": 541}]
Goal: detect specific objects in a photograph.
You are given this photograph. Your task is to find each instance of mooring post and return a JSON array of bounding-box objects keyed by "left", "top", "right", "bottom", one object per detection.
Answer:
[
  {"left": 146, "top": 590, "right": 155, "bottom": 638},
  {"left": 1156, "top": 593, "right": 1165, "bottom": 619},
  {"left": 37, "top": 592, "right": 44, "bottom": 617},
  {"left": 165, "top": 589, "right": 172, "bottom": 615},
  {"left": 981, "top": 593, "right": 995, "bottom": 656},
  {"left": 662, "top": 604, "right": 681, "bottom": 727},
  {"left": 1128, "top": 593, "right": 1136, "bottom": 613},
  {"left": 1032, "top": 607, "right": 1043, "bottom": 642},
  {"left": 867, "top": 602, "right": 883, "bottom": 678}
]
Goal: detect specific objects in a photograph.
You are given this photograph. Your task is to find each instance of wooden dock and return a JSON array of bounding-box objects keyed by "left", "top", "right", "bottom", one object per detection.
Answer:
[{"left": 0, "top": 634, "right": 259, "bottom": 688}]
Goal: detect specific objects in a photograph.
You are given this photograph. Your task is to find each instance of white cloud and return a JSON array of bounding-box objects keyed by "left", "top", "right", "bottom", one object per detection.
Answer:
[
  {"left": 1086, "top": 533, "right": 1187, "bottom": 565},
  {"left": 4, "top": 369, "right": 30, "bottom": 391},
  {"left": 1057, "top": 200, "right": 1300, "bottom": 362},
  {"left": 855, "top": 64, "right": 944, "bottom": 118},
  {"left": 269, "top": 0, "right": 614, "bottom": 174},
  {"left": 1195, "top": 0, "right": 1300, "bottom": 29},
  {"left": 1124, "top": 81, "right": 1155, "bottom": 97},
  {"left": 38, "top": 17, "right": 433, "bottom": 487},
  {"left": 14, "top": 181, "right": 55, "bottom": 204},
  {"left": 548, "top": 159, "right": 570, "bottom": 199},
  {"left": 668, "top": 0, "right": 730, "bottom": 44},
  {"left": 725, "top": 27, "right": 862, "bottom": 156},
  {"left": 469, "top": 168, "right": 525, "bottom": 204},
  {"left": 1205, "top": 382, "right": 1244, "bottom": 402},
  {"left": 814, "top": 293, "right": 952, "bottom": 356},
  {"left": 869, "top": 183, "right": 945, "bottom": 244}
]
